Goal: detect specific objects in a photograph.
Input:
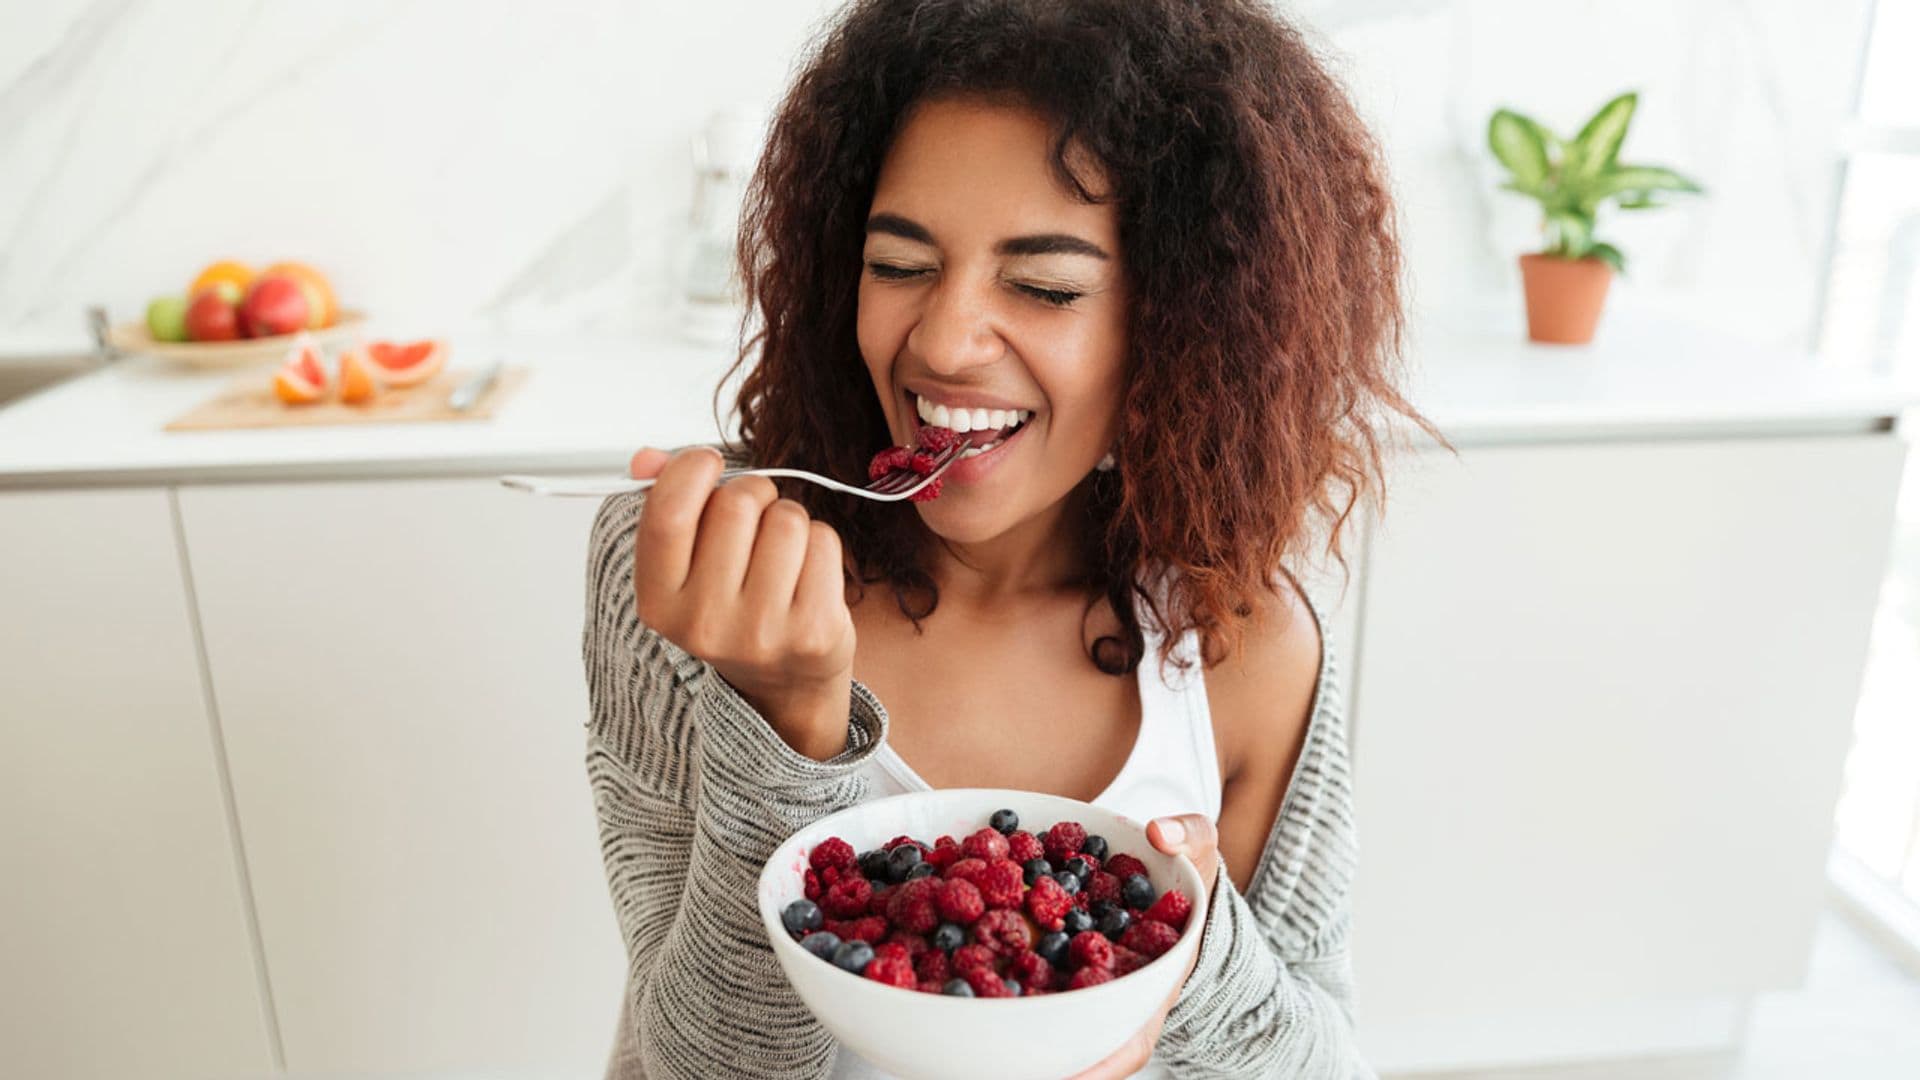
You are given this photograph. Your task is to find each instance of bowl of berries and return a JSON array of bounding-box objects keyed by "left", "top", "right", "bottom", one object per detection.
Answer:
[{"left": 758, "top": 789, "right": 1206, "bottom": 1080}]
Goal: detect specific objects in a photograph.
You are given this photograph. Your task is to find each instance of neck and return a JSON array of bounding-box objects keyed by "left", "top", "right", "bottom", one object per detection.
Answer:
[{"left": 922, "top": 485, "right": 1093, "bottom": 610}]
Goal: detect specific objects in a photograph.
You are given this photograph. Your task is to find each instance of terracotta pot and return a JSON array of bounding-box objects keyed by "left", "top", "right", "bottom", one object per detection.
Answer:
[{"left": 1519, "top": 253, "right": 1613, "bottom": 345}]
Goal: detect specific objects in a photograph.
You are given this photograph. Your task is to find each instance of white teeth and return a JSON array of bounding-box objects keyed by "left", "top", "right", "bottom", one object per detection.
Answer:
[
  {"left": 969, "top": 407, "right": 991, "bottom": 430},
  {"left": 951, "top": 409, "right": 972, "bottom": 433},
  {"left": 932, "top": 403, "right": 951, "bottom": 428},
  {"left": 913, "top": 394, "right": 1035, "bottom": 434}
]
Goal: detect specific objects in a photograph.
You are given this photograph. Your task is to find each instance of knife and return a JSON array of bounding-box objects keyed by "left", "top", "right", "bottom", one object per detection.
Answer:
[{"left": 449, "top": 359, "right": 504, "bottom": 412}]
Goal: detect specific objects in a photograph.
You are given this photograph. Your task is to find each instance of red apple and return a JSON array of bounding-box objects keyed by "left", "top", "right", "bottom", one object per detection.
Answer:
[
  {"left": 184, "top": 289, "right": 242, "bottom": 341},
  {"left": 240, "top": 274, "right": 311, "bottom": 338}
]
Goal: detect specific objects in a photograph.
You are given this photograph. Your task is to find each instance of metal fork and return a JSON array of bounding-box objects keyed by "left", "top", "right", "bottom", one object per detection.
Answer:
[{"left": 498, "top": 439, "right": 970, "bottom": 502}]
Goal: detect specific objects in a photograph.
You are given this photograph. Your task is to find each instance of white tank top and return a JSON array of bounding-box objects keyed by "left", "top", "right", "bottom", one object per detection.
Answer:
[{"left": 831, "top": 597, "right": 1220, "bottom": 1080}]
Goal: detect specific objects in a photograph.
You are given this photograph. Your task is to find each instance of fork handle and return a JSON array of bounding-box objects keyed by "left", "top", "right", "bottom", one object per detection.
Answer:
[{"left": 499, "top": 467, "right": 818, "bottom": 498}]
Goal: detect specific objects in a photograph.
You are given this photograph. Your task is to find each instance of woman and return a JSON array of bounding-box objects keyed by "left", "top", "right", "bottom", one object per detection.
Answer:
[{"left": 584, "top": 1, "right": 1440, "bottom": 1076}]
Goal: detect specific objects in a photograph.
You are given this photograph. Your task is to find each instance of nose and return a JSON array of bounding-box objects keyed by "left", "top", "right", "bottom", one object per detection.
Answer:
[{"left": 906, "top": 273, "right": 1002, "bottom": 376}]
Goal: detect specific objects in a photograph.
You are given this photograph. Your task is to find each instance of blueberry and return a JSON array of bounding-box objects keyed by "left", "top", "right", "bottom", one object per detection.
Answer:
[
  {"left": 1063, "top": 856, "right": 1092, "bottom": 882},
  {"left": 1004, "top": 978, "right": 1023, "bottom": 996},
  {"left": 1121, "top": 873, "right": 1157, "bottom": 910},
  {"left": 831, "top": 939, "right": 875, "bottom": 975},
  {"left": 800, "top": 931, "right": 841, "bottom": 960},
  {"left": 906, "top": 860, "right": 937, "bottom": 880},
  {"left": 1083, "top": 834, "right": 1109, "bottom": 861},
  {"left": 1062, "top": 908, "right": 1094, "bottom": 936},
  {"left": 931, "top": 922, "right": 966, "bottom": 953},
  {"left": 1052, "top": 871, "right": 1081, "bottom": 896},
  {"left": 1097, "top": 907, "right": 1133, "bottom": 939},
  {"left": 1036, "top": 930, "right": 1071, "bottom": 968},
  {"left": 1090, "top": 899, "right": 1118, "bottom": 920},
  {"left": 942, "top": 978, "right": 975, "bottom": 997},
  {"left": 1022, "top": 858, "right": 1053, "bottom": 885},
  {"left": 885, "top": 844, "right": 923, "bottom": 883},
  {"left": 990, "top": 808, "right": 1020, "bottom": 835},
  {"left": 782, "top": 898, "right": 823, "bottom": 937},
  {"left": 859, "top": 849, "right": 890, "bottom": 880}
]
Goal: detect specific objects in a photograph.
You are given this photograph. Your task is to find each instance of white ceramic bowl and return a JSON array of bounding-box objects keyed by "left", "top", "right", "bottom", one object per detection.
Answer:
[{"left": 757, "top": 788, "right": 1208, "bottom": 1080}]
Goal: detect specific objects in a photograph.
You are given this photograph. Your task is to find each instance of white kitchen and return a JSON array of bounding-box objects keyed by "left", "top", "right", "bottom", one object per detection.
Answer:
[{"left": 4, "top": 2, "right": 1920, "bottom": 1079}]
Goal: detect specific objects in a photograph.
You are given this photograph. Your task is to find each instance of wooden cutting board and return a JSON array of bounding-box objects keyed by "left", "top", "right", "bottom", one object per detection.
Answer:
[{"left": 164, "top": 365, "right": 530, "bottom": 431}]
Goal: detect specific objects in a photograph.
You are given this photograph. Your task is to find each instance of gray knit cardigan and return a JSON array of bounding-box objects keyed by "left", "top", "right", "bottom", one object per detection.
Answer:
[{"left": 584, "top": 475, "right": 1374, "bottom": 1079}]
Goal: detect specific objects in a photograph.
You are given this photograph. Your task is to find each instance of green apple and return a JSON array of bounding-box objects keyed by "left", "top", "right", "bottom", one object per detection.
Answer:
[{"left": 147, "top": 296, "right": 190, "bottom": 342}]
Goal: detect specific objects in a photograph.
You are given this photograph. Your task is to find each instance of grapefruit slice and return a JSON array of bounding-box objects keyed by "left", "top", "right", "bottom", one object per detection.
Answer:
[
  {"left": 272, "top": 335, "right": 329, "bottom": 404},
  {"left": 364, "top": 338, "right": 448, "bottom": 388},
  {"left": 337, "top": 343, "right": 383, "bottom": 405}
]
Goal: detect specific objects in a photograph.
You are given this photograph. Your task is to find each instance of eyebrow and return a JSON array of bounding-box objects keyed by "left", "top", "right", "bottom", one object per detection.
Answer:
[{"left": 866, "top": 212, "right": 1110, "bottom": 261}]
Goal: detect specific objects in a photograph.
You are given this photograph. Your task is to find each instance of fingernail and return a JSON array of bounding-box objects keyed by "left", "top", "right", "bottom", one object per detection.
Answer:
[{"left": 1158, "top": 818, "right": 1185, "bottom": 846}]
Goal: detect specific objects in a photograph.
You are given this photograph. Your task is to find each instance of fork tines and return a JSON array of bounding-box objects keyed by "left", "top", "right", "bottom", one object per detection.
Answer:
[{"left": 868, "top": 439, "right": 969, "bottom": 496}]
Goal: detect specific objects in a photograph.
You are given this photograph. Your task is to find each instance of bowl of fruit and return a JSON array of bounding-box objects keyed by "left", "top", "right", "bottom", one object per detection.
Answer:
[
  {"left": 759, "top": 789, "right": 1207, "bottom": 1080},
  {"left": 112, "top": 259, "right": 366, "bottom": 369}
]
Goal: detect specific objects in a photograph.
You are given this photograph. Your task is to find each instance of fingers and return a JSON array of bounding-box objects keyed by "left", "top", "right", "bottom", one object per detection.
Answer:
[
  {"left": 1148, "top": 813, "right": 1221, "bottom": 889},
  {"left": 740, "top": 497, "right": 813, "bottom": 620},
  {"left": 633, "top": 447, "right": 727, "bottom": 603},
  {"left": 629, "top": 447, "right": 670, "bottom": 479},
  {"left": 1064, "top": 1025, "right": 1155, "bottom": 1080},
  {"left": 790, "top": 521, "right": 851, "bottom": 660},
  {"left": 684, "top": 474, "right": 781, "bottom": 608}
]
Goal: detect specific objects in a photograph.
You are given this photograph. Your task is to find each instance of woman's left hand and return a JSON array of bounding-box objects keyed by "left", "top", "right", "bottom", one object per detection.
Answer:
[{"left": 1064, "top": 813, "right": 1220, "bottom": 1080}]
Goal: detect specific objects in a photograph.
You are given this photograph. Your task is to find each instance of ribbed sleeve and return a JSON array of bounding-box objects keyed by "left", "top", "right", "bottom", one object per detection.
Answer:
[{"left": 584, "top": 481, "right": 888, "bottom": 1080}]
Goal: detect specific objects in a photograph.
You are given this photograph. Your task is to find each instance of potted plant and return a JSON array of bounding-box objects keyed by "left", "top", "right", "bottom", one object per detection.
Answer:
[{"left": 1488, "top": 91, "right": 1704, "bottom": 344}]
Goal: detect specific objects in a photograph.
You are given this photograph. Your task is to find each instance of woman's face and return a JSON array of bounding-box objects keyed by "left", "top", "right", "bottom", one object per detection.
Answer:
[{"left": 858, "top": 97, "right": 1128, "bottom": 544}]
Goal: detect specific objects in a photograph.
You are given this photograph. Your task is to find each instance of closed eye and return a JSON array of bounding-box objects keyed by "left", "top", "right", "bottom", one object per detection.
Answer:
[{"left": 863, "top": 262, "right": 1084, "bottom": 308}]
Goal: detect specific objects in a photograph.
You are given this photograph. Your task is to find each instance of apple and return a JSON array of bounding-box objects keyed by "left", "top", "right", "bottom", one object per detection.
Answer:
[
  {"left": 240, "top": 274, "right": 311, "bottom": 338},
  {"left": 146, "top": 296, "right": 190, "bottom": 342},
  {"left": 184, "top": 290, "right": 242, "bottom": 341}
]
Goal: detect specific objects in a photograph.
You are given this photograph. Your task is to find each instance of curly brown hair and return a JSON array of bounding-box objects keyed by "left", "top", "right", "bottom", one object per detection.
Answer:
[{"left": 717, "top": 0, "right": 1445, "bottom": 680}]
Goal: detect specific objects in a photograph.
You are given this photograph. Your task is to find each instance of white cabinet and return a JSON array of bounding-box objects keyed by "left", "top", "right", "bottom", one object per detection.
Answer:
[
  {"left": 174, "top": 478, "right": 623, "bottom": 1075},
  {"left": 0, "top": 488, "right": 274, "bottom": 1078},
  {"left": 1348, "top": 434, "right": 1909, "bottom": 1072}
]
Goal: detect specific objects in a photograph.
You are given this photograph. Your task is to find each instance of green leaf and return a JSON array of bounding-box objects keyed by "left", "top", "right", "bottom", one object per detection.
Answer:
[
  {"left": 1589, "top": 241, "right": 1627, "bottom": 274},
  {"left": 1546, "top": 210, "right": 1594, "bottom": 257},
  {"left": 1489, "top": 109, "right": 1550, "bottom": 190},
  {"left": 1568, "top": 92, "right": 1638, "bottom": 184},
  {"left": 1592, "top": 164, "right": 1704, "bottom": 201}
]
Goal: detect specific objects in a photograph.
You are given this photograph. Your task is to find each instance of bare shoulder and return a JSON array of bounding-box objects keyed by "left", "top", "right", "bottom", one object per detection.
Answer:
[{"left": 1208, "top": 572, "right": 1324, "bottom": 779}]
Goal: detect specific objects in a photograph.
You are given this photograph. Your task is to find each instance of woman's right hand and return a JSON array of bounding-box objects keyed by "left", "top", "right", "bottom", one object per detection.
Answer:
[{"left": 627, "top": 446, "right": 858, "bottom": 761}]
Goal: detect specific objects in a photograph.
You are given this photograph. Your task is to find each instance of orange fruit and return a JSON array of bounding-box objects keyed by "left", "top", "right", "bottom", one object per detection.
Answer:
[
  {"left": 337, "top": 343, "right": 383, "bottom": 405},
  {"left": 262, "top": 261, "right": 337, "bottom": 329},
  {"left": 272, "top": 335, "right": 329, "bottom": 404},
  {"left": 364, "top": 338, "right": 448, "bottom": 387},
  {"left": 190, "top": 260, "right": 255, "bottom": 299}
]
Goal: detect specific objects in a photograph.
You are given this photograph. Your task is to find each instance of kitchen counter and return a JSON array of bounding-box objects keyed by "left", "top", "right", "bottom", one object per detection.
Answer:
[{"left": 0, "top": 311, "right": 1914, "bottom": 489}]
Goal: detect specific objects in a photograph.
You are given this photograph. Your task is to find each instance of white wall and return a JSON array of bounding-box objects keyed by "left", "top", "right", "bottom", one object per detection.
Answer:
[{"left": 0, "top": 0, "right": 1873, "bottom": 350}]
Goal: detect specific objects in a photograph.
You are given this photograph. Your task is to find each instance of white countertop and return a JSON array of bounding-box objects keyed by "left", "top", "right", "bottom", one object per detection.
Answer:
[{"left": 0, "top": 312, "right": 1913, "bottom": 489}]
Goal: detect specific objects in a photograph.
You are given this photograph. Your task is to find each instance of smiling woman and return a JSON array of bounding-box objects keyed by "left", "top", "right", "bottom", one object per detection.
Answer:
[{"left": 589, "top": 2, "right": 1443, "bottom": 1078}]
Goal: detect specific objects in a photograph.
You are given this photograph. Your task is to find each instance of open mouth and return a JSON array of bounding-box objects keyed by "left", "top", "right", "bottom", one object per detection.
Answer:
[{"left": 910, "top": 392, "right": 1034, "bottom": 458}]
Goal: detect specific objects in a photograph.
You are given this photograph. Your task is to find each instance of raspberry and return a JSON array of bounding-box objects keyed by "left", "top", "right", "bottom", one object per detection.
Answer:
[
  {"left": 1024, "top": 873, "right": 1073, "bottom": 931},
  {"left": 973, "top": 909, "right": 1032, "bottom": 959},
  {"left": 1143, "top": 889, "right": 1193, "bottom": 930},
  {"left": 1120, "top": 918, "right": 1181, "bottom": 959},
  {"left": 961, "top": 827, "right": 1011, "bottom": 862},
  {"left": 1044, "top": 822, "right": 1088, "bottom": 863},
  {"left": 885, "top": 835, "right": 927, "bottom": 853},
  {"left": 1068, "top": 965, "right": 1115, "bottom": 989},
  {"left": 944, "top": 856, "right": 987, "bottom": 883},
  {"left": 918, "top": 979, "right": 944, "bottom": 994},
  {"left": 886, "top": 877, "right": 942, "bottom": 934},
  {"left": 915, "top": 426, "right": 958, "bottom": 453},
  {"left": 915, "top": 948, "right": 951, "bottom": 984},
  {"left": 976, "top": 859, "right": 1025, "bottom": 910},
  {"left": 1110, "top": 943, "right": 1150, "bottom": 976},
  {"left": 821, "top": 874, "right": 873, "bottom": 918},
  {"left": 1084, "top": 871, "right": 1122, "bottom": 905},
  {"left": 907, "top": 477, "right": 943, "bottom": 503},
  {"left": 1007, "top": 949, "right": 1056, "bottom": 995},
  {"left": 884, "top": 928, "right": 930, "bottom": 959},
  {"left": 867, "top": 884, "right": 893, "bottom": 917},
  {"left": 935, "top": 878, "right": 985, "bottom": 925},
  {"left": 1006, "top": 830, "right": 1045, "bottom": 863},
  {"left": 803, "top": 869, "right": 823, "bottom": 903},
  {"left": 867, "top": 446, "right": 912, "bottom": 481},
  {"left": 1072, "top": 852, "right": 1103, "bottom": 874},
  {"left": 951, "top": 944, "right": 997, "bottom": 974},
  {"left": 927, "top": 835, "right": 963, "bottom": 871},
  {"left": 809, "top": 837, "right": 857, "bottom": 874},
  {"left": 1104, "top": 853, "right": 1149, "bottom": 883},
  {"left": 865, "top": 942, "right": 916, "bottom": 988},
  {"left": 964, "top": 965, "right": 1014, "bottom": 997},
  {"left": 837, "top": 915, "right": 889, "bottom": 943},
  {"left": 1069, "top": 930, "right": 1114, "bottom": 971}
]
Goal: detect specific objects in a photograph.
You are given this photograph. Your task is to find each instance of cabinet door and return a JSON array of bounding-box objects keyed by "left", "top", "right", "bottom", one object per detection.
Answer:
[
  {"left": 0, "top": 489, "right": 273, "bottom": 1078},
  {"left": 1349, "top": 434, "right": 1908, "bottom": 1071},
  {"left": 176, "top": 478, "right": 623, "bottom": 1074}
]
